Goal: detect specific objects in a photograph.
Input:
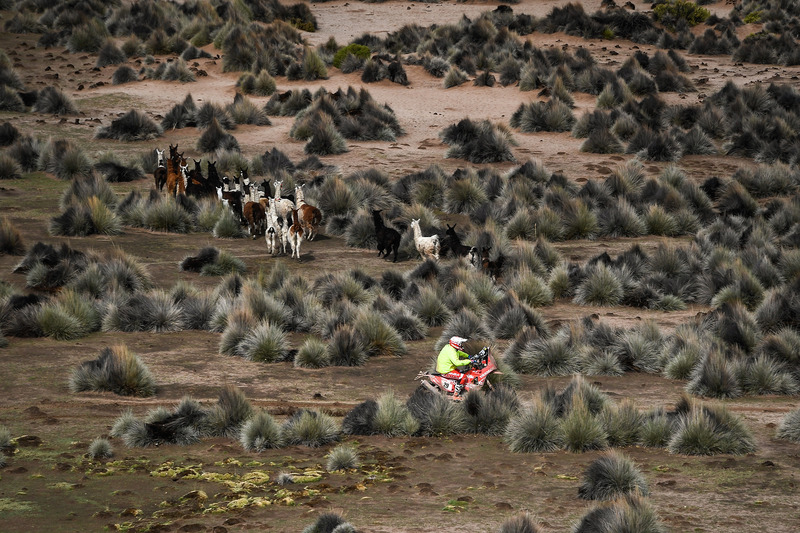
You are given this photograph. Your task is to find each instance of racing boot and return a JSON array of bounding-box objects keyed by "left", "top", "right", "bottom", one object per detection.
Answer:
[{"left": 453, "top": 383, "right": 465, "bottom": 401}]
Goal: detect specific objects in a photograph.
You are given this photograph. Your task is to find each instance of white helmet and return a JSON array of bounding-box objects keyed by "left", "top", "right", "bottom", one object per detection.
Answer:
[{"left": 449, "top": 336, "right": 468, "bottom": 350}]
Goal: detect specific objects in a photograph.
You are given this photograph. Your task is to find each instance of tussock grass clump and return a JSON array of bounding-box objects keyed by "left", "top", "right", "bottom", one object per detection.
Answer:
[
  {"left": 38, "top": 303, "right": 89, "bottom": 340},
  {"left": 34, "top": 86, "right": 78, "bottom": 115},
  {"left": 235, "top": 321, "right": 289, "bottom": 363},
  {"left": 341, "top": 400, "right": 378, "bottom": 436},
  {"left": 96, "top": 40, "right": 125, "bottom": 68},
  {"left": 282, "top": 409, "right": 339, "bottom": 447},
  {"left": 104, "top": 290, "right": 184, "bottom": 333},
  {"left": 444, "top": 172, "right": 488, "bottom": 215},
  {"left": 302, "top": 512, "right": 353, "bottom": 533},
  {"left": 776, "top": 408, "right": 800, "bottom": 442},
  {"left": 601, "top": 399, "right": 643, "bottom": 447},
  {"left": 69, "top": 345, "right": 156, "bottom": 397},
  {"left": 574, "top": 264, "right": 623, "bottom": 307},
  {"left": 228, "top": 94, "right": 271, "bottom": 126},
  {"left": 295, "top": 337, "right": 330, "bottom": 368},
  {"left": 0, "top": 217, "right": 24, "bottom": 255},
  {"left": 578, "top": 450, "right": 649, "bottom": 500},
  {"left": 517, "top": 333, "right": 579, "bottom": 376},
  {"left": 198, "top": 118, "right": 240, "bottom": 153},
  {"left": 499, "top": 513, "right": 540, "bottom": 533},
  {"left": 0, "top": 122, "right": 19, "bottom": 147},
  {"left": 240, "top": 410, "right": 282, "bottom": 451},
  {"left": 68, "top": 18, "right": 108, "bottom": 53},
  {"left": 562, "top": 397, "right": 609, "bottom": 453},
  {"left": 326, "top": 443, "right": 359, "bottom": 471},
  {"left": 200, "top": 250, "right": 247, "bottom": 277},
  {"left": 412, "top": 286, "right": 452, "bottom": 327},
  {"left": 213, "top": 209, "right": 245, "bottom": 239},
  {"left": 668, "top": 399, "right": 756, "bottom": 455},
  {"left": 237, "top": 70, "right": 277, "bottom": 96},
  {"left": 640, "top": 409, "right": 675, "bottom": 448},
  {"left": 87, "top": 438, "right": 113, "bottom": 460},
  {"left": 504, "top": 399, "right": 564, "bottom": 453},
  {"left": 144, "top": 198, "right": 193, "bottom": 234},
  {"left": 0, "top": 85, "right": 24, "bottom": 112},
  {"left": 328, "top": 325, "right": 369, "bottom": 366},
  {"left": 462, "top": 387, "right": 519, "bottom": 436},
  {"left": 444, "top": 67, "right": 468, "bottom": 88},
  {"left": 96, "top": 110, "right": 162, "bottom": 141},
  {"left": 353, "top": 311, "right": 407, "bottom": 357},
  {"left": 0, "top": 153, "right": 22, "bottom": 180},
  {"left": 511, "top": 99, "right": 576, "bottom": 133},
  {"left": 373, "top": 390, "right": 419, "bottom": 437},
  {"left": 441, "top": 118, "right": 515, "bottom": 164},
  {"left": 406, "top": 386, "right": 466, "bottom": 437},
  {"left": 205, "top": 385, "right": 254, "bottom": 438}
]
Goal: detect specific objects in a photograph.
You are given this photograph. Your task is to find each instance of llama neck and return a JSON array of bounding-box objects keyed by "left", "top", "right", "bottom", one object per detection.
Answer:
[{"left": 412, "top": 222, "right": 420, "bottom": 239}]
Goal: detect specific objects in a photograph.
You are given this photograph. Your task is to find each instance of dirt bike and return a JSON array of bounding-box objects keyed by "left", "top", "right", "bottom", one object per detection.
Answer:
[{"left": 415, "top": 347, "right": 501, "bottom": 400}]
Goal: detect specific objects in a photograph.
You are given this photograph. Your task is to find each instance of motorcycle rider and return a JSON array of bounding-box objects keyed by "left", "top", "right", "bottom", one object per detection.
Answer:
[{"left": 436, "top": 336, "right": 473, "bottom": 400}]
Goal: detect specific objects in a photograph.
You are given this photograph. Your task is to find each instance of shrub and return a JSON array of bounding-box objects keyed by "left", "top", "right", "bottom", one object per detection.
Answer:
[
  {"left": 282, "top": 409, "right": 339, "bottom": 447},
  {"left": 333, "top": 44, "right": 370, "bottom": 69},
  {"left": 578, "top": 451, "right": 649, "bottom": 501},
  {"left": 69, "top": 345, "right": 156, "bottom": 397},
  {"left": 653, "top": 0, "right": 710, "bottom": 28},
  {"left": 580, "top": 128, "right": 622, "bottom": 154},
  {"left": 326, "top": 443, "right": 359, "bottom": 471},
  {"left": 240, "top": 410, "right": 282, "bottom": 451},
  {"left": 504, "top": 399, "right": 564, "bottom": 453},
  {"left": 34, "top": 86, "right": 78, "bottom": 115}
]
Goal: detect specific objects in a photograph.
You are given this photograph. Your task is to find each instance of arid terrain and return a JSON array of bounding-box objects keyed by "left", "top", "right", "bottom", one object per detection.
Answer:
[{"left": 1, "top": 1, "right": 800, "bottom": 532}]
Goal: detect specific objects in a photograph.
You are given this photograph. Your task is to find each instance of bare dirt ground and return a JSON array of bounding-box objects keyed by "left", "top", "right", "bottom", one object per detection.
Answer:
[{"left": 2, "top": 1, "right": 800, "bottom": 532}]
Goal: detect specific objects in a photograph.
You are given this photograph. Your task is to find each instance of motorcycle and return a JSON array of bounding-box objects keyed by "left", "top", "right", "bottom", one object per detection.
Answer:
[{"left": 415, "top": 346, "right": 501, "bottom": 400}]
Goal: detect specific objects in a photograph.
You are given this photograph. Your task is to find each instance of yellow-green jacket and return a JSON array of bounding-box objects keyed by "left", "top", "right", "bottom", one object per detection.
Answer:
[{"left": 436, "top": 344, "right": 471, "bottom": 374}]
